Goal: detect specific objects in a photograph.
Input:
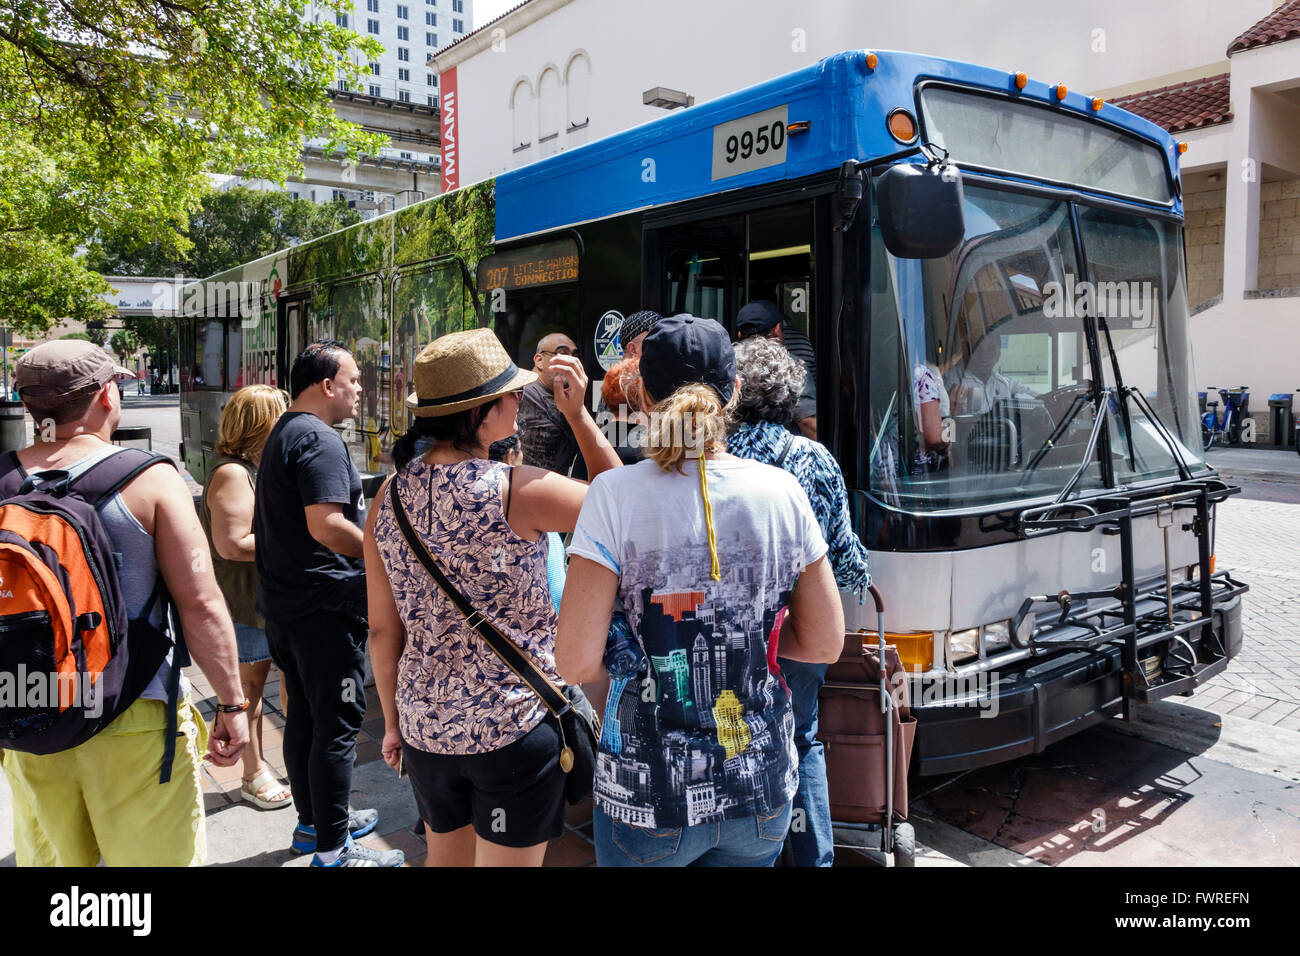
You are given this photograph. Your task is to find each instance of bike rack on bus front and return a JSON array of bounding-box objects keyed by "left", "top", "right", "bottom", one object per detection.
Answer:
[{"left": 1014, "top": 478, "right": 1248, "bottom": 714}]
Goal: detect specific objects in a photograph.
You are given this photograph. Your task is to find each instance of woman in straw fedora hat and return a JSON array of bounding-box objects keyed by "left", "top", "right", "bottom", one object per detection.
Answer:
[{"left": 363, "top": 327, "right": 621, "bottom": 866}]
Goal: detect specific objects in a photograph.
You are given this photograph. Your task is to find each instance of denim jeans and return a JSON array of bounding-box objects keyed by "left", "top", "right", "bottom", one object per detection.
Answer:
[
  {"left": 594, "top": 802, "right": 792, "bottom": 867},
  {"left": 779, "top": 658, "right": 834, "bottom": 867}
]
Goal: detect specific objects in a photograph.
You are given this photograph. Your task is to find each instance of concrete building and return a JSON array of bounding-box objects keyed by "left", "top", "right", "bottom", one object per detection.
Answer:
[
  {"left": 431, "top": 0, "right": 1300, "bottom": 417},
  {"left": 1106, "top": 3, "right": 1300, "bottom": 441},
  {"left": 229, "top": 0, "right": 475, "bottom": 217}
]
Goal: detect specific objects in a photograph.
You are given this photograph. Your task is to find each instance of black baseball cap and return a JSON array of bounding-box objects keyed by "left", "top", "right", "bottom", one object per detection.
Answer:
[
  {"left": 736, "top": 299, "right": 786, "bottom": 339},
  {"left": 640, "top": 313, "right": 736, "bottom": 405}
]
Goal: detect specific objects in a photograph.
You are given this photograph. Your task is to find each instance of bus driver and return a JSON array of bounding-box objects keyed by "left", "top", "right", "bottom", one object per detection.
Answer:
[{"left": 946, "top": 327, "right": 1037, "bottom": 417}]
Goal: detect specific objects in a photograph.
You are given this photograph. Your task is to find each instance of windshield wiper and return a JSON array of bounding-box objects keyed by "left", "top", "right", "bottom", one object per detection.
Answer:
[
  {"left": 1123, "top": 386, "right": 1195, "bottom": 482},
  {"left": 1095, "top": 313, "right": 1138, "bottom": 469},
  {"left": 1051, "top": 387, "right": 1113, "bottom": 505},
  {"left": 1021, "top": 389, "right": 1094, "bottom": 478}
]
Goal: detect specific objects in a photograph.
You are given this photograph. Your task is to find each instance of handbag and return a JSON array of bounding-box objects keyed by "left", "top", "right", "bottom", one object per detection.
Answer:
[{"left": 388, "top": 479, "right": 599, "bottom": 805}]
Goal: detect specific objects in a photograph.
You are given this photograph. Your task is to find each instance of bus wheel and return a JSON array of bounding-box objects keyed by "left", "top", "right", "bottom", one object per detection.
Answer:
[{"left": 892, "top": 821, "right": 916, "bottom": 867}]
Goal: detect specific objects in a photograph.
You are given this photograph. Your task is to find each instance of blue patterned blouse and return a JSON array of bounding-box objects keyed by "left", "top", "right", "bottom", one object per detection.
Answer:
[{"left": 728, "top": 421, "right": 870, "bottom": 592}]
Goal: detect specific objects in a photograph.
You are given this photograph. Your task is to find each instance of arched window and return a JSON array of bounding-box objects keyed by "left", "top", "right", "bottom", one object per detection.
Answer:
[
  {"left": 565, "top": 51, "right": 591, "bottom": 133},
  {"left": 537, "top": 66, "right": 561, "bottom": 157},
  {"left": 510, "top": 78, "right": 533, "bottom": 163}
]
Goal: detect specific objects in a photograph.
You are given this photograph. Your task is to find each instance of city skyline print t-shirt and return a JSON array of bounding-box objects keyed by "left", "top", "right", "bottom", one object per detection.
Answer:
[{"left": 570, "top": 455, "right": 828, "bottom": 830}]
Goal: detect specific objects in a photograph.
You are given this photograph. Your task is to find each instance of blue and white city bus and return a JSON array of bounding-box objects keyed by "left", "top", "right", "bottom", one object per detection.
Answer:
[{"left": 179, "top": 50, "right": 1247, "bottom": 775}]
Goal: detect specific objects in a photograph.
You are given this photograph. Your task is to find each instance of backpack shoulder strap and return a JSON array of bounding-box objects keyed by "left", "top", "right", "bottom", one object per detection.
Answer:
[
  {"left": 68, "top": 448, "right": 177, "bottom": 508},
  {"left": 0, "top": 450, "right": 26, "bottom": 499}
]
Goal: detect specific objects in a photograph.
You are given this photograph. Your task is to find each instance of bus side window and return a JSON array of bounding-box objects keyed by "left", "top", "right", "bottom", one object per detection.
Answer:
[
  {"left": 330, "top": 277, "right": 387, "bottom": 436},
  {"left": 392, "top": 261, "right": 469, "bottom": 437}
]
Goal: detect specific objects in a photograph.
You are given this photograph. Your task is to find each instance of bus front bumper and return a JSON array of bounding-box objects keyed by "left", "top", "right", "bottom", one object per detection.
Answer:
[{"left": 909, "top": 592, "right": 1243, "bottom": 776}]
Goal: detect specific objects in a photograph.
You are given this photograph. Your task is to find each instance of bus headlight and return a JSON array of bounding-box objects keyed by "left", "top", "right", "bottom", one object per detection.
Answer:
[
  {"left": 984, "top": 621, "right": 1013, "bottom": 654},
  {"left": 949, "top": 628, "right": 979, "bottom": 663},
  {"left": 860, "top": 630, "right": 934, "bottom": 673}
]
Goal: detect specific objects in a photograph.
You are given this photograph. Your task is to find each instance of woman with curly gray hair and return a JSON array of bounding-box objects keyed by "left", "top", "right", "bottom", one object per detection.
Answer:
[{"left": 728, "top": 334, "right": 870, "bottom": 868}]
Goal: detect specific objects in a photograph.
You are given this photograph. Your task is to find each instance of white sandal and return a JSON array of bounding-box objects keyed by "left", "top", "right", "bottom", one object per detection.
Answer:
[{"left": 240, "top": 768, "right": 293, "bottom": 810}]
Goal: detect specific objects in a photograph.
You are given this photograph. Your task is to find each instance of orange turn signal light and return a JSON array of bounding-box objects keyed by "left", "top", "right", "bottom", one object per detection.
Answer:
[
  {"left": 860, "top": 630, "right": 934, "bottom": 673},
  {"left": 887, "top": 109, "right": 917, "bottom": 143},
  {"left": 1013, "top": 71, "right": 1028, "bottom": 90},
  {"left": 1091, "top": 96, "right": 1104, "bottom": 111},
  {"left": 1178, "top": 141, "right": 1189, "bottom": 154},
  {"left": 866, "top": 52, "right": 878, "bottom": 70},
  {"left": 1054, "top": 83, "right": 1068, "bottom": 101}
]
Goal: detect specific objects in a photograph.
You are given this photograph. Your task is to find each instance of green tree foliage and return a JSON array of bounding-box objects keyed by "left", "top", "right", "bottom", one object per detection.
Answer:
[
  {"left": 0, "top": 0, "right": 386, "bottom": 335},
  {"left": 83, "top": 319, "right": 108, "bottom": 346},
  {"left": 109, "top": 328, "right": 138, "bottom": 362},
  {"left": 88, "top": 187, "right": 363, "bottom": 278},
  {"left": 90, "top": 187, "right": 361, "bottom": 359}
]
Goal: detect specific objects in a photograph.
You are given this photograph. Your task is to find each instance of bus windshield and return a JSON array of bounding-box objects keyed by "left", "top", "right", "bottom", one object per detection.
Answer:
[{"left": 868, "top": 182, "right": 1205, "bottom": 511}]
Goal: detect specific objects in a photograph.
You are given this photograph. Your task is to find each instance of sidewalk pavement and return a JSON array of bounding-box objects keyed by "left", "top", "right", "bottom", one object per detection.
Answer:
[
  {"left": 186, "top": 666, "right": 601, "bottom": 867},
  {"left": 1204, "top": 444, "right": 1300, "bottom": 480}
]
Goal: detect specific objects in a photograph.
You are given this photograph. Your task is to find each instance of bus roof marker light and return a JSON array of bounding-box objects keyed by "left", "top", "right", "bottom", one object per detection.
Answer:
[
  {"left": 1178, "top": 141, "right": 1189, "bottom": 154},
  {"left": 865, "top": 52, "right": 878, "bottom": 71},
  {"left": 887, "top": 108, "right": 917, "bottom": 144},
  {"left": 1054, "top": 83, "right": 1068, "bottom": 101},
  {"left": 1091, "top": 97, "right": 1104, "bottom": 111},
  {"left": 1013, "top": 71, "right": 1028, "bottom": 91}
]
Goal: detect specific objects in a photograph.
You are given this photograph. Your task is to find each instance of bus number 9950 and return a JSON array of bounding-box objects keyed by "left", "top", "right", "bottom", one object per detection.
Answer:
[
  {"left": 711, "top": 105, "right": 789, "bottom": 181},
  {"left": 725, "top": 120, "right": 785, "bottom": 164}
]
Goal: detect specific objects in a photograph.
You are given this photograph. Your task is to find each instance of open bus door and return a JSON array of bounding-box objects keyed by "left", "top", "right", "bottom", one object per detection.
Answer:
[{"left": 642, "top": 193, "right": 847, "bottom": 460}]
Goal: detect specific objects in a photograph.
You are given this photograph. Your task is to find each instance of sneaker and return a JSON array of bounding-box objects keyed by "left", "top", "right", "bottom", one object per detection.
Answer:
[
  {"left": 310, "top": 835, "right": 404, "bottom": 868},
  {"left": 290, "top": 808, "right": 381, "bottom": 855}
]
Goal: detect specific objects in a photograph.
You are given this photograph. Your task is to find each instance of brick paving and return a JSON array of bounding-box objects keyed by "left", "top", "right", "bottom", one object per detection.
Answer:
[{"left": 1203, "top": 495, "right": 1300, "bottom": 727}]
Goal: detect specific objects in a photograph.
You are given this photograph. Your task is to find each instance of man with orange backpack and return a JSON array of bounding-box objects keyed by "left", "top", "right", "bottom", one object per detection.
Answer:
[{"left": 0, "top": 340, "right": 248, "bottom": 866}]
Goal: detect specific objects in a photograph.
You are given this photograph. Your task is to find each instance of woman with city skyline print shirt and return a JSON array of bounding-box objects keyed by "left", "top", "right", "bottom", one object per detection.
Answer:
[{"left": 557, "top": 314, "right": 845, "bottom": 867}]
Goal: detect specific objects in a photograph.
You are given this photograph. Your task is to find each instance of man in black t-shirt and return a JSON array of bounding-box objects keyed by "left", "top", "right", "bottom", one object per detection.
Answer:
[{"left": 253, "top": 341, "right": 403, "bottom": 868}]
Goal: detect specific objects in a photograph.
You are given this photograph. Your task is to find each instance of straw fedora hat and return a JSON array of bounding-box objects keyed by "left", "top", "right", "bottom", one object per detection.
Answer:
[{"left": 404, "top": 327, "right": 538, "bottom": 417}]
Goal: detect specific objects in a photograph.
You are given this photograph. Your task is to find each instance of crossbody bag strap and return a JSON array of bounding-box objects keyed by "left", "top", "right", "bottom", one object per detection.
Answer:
[
  {"left": 387, "top": 478, "right": 570, "bottom": 718},
  {"left": 774, "top": 433, "right": 795, "bottom": 470}
]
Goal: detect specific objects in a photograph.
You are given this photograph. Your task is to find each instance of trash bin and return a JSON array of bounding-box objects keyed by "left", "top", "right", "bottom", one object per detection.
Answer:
[
  {"left": 111, "top": 425, "right": 153, "bottom": 451},
  {"left": 1268, "top": 393, "right": 1294, "bottom": 448},
  {"left": 0, "top": 400, "right": 27, "bottom": 454}
]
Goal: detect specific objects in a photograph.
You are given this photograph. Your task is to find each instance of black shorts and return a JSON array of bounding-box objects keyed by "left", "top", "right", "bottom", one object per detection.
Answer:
[{"left": 402, "top": 716, "right": 566, "bottom": 848}]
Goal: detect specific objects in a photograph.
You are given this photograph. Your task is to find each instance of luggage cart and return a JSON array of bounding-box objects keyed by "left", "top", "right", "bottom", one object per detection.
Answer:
[{"left": 819, "top": 584, "right": 917, "bottom": 866}]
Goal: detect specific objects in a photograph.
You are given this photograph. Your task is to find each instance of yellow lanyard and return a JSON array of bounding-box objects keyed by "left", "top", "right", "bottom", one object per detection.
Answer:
[{"left": 698, "top": 457, "right": 721, "bottom": 581}]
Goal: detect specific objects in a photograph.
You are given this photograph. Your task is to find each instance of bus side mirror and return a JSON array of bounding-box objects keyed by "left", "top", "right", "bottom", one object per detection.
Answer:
[{"left": 877, "top": 163, "right": 966, "bottom": 259}]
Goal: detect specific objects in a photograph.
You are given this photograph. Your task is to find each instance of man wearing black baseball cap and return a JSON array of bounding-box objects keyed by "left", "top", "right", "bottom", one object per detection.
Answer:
[{"left": 736, "top": 300, "right": 818, "bottom": 440}]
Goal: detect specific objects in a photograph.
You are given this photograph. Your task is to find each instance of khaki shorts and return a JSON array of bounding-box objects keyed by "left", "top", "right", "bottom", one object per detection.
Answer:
[{"left": 0, "top": 697, "right": 208, "bottom": 866}]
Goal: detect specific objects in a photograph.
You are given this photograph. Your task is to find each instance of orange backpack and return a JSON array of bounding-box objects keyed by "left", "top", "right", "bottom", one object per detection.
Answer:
[{"left": 0, "top": 449, "right": 176, "bottom": 764}]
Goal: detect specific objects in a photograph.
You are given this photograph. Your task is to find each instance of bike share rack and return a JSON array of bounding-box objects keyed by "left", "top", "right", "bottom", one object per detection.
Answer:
[{"left": 1011, "top": 387, "right": 1249, "bottom": 715}]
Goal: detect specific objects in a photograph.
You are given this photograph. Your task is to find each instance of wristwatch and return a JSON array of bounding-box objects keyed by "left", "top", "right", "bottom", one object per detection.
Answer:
[{"left": 215, "top": 698, "right": 251, "bottom": 714}]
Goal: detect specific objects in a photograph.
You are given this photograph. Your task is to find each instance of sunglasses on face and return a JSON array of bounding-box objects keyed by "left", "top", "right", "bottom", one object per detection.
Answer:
[{"left": 539, "top": 346, "right": 580, "bottom": 357}]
